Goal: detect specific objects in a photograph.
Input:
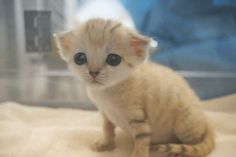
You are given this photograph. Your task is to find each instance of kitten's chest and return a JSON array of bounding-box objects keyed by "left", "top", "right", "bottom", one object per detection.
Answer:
[{"left": 87, "top": 88, "right": 132, "bottom": 133}]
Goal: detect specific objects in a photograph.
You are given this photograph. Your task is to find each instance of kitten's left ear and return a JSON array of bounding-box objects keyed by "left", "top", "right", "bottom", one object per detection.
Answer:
[
  {"left": 53, "top": 31, "right": 75, "bottom": 61},
  {"left": 129, "top": 33, "right": 157, "bottom": 57}
]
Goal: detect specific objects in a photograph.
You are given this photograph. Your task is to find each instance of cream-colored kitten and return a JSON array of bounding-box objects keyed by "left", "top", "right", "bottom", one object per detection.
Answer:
[{"left": 54, "top": 19, "right": 215, "bottom": 157}]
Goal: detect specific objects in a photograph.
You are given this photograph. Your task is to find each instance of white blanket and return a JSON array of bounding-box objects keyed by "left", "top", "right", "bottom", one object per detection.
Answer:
[{"left": 0, "top": 94, "right": 236, "bottom": 157}]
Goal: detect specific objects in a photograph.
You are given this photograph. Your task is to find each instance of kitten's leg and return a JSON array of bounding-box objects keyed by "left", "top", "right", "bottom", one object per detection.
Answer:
[
  {"left": 129, "top": 118, "right": 151, "bottom": 157},
  {"left": 173, "top": 108, "right": 214, "bottom": 157},
  {"left": 91, "top": 114, "right": 116, "bottom": 152}
]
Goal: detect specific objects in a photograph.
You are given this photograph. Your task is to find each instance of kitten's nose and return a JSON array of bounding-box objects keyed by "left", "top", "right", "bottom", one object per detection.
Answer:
[{"left": 89, "top": 71, "right": 100, "bottom": 78}]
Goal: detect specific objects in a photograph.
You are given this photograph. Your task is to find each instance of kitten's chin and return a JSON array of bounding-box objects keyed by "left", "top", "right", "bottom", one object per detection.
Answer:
[
  {"left": 87, "top": 83, "right": 111, "bottom": 90},
  {"left": 86, "top": 80, "right": 106, "bottom": 89}
]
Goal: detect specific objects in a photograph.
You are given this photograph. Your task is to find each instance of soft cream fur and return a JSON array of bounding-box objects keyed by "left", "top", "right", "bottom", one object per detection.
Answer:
[{"left": 54, "top": 18, "right": 215, "bottom": 157}]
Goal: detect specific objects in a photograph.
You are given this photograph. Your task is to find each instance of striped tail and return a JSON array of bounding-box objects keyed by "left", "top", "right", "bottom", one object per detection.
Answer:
[{"left": 150, "top": 127, "right": 215, "bottom": 156}]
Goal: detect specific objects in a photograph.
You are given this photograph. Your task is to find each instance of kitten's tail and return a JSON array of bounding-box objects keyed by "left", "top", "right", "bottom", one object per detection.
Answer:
[{"left": 150, "top": 126, "right": 215, "bottom": 156}]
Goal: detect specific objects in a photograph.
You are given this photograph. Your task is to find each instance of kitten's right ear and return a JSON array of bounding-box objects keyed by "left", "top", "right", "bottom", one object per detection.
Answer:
[{"left": 53, "top": 31, "right": 75, "bottom": 61}]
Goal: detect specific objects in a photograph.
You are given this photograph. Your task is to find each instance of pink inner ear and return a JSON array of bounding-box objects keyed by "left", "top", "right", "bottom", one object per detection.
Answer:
[{"left": 130, "top": 37, "right": 144, "bottom": 57}]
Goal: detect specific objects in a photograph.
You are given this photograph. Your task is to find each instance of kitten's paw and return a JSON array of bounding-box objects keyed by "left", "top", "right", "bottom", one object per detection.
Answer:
[{"left": 90, "top": 140, "right": 116, "bottom": 152}]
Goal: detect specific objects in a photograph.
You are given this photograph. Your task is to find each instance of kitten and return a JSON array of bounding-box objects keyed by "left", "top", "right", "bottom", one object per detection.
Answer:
[{"left": 54, "top": 19, "right": 215, "bottom": 157}]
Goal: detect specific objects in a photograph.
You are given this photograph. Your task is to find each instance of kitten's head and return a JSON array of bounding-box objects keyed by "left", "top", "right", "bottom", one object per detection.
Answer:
[{"left": 54, "top": 19, "right": 155, "bottom": 89}]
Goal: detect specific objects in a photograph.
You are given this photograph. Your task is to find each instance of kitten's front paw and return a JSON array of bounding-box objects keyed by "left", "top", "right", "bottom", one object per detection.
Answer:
[{"left": 91, "top": 140, "right": 116, "bottom": 152}]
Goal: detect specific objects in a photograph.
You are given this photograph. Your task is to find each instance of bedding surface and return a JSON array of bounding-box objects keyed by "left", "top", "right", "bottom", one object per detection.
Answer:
[{"left": 0, "top": 94, "right": 236, "bottom": 157}]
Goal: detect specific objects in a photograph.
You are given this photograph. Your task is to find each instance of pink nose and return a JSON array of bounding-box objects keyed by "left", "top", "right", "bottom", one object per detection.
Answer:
[{"left": 89, "top": 71, "right": 100, "bottom": 78}]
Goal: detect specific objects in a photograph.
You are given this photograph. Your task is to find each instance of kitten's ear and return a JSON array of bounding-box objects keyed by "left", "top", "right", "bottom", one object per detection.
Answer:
[
  {"left": 53, "top": 31, "right": 75, "bottom": 61},
  {"left": 129, "top": 33, "right": 157, "bottom": 57}
]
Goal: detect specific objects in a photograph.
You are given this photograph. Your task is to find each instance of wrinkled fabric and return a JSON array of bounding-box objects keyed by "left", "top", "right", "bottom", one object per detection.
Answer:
[{"left": 0, "top": 95, "right": 236, "bottom": 157}]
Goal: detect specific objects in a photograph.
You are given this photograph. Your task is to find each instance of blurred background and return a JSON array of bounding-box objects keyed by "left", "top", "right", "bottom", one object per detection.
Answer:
[{"left": 0, "top": 0, "right": 235, "bottom": 109}]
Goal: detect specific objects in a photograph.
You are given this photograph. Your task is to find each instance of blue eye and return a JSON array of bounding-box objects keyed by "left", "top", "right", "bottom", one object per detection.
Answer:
[
  {"left": 74, "top": 52, "right": 87, "bottom": 65},
  {"left": 106, "top": 54, "right": 122, "bottom": 66}
]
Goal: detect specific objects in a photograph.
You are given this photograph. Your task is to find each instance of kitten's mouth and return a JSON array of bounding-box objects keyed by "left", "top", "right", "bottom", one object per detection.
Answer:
[{"left": 89, "top": 79, "right": 103, "bottom": 85}]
